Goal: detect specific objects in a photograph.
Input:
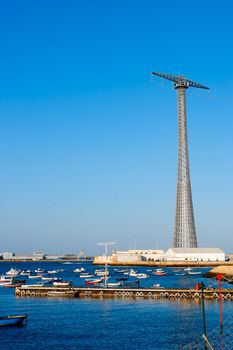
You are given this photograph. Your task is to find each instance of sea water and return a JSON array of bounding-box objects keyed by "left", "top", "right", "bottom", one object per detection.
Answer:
[{"left": 1, "top": 262, "right": 232, "bottom": 350}]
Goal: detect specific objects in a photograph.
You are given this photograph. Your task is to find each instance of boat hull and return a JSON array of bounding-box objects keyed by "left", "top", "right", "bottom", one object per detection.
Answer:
[{"left": 0, "top": 315, "right": 27, "bottom": 327}]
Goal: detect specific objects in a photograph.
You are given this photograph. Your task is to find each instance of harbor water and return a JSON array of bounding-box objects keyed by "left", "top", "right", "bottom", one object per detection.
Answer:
[{"left": 1, "top": 262, "right": 233, "bottom": 349}]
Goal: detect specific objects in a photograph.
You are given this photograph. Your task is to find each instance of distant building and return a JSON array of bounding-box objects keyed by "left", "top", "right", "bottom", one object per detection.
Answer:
[
  {"left": 2, "top": 252, "right": 14, "bottom": 260},
  {"left": 165, "top": 248, "right": 225, "bottom": 262},
  {"left": 94, "top": 249, "right": 165, "bottom": 264},
  {"left": 127, "top": 249, "right": 165, "bottom": 261}
]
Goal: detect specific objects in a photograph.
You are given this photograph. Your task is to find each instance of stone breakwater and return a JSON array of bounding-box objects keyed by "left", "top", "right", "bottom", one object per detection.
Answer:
[{"left": 204, "top": 265, "right": 233, "bottom": 279}]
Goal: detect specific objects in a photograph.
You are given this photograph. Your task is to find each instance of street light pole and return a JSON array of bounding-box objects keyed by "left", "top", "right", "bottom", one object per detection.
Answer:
[{"left": 97, "top": 242, "right": 115, "bottom": 287}]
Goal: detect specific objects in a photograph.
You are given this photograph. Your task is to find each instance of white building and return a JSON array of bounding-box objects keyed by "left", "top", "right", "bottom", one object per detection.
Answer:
[
  {"left": 2, "top": 252, "right": 14, "bottom": 260},
  {"left": 94, "top": 249, "right": 165, "bottom": 264},
  {"left": 127, "top": 249, "right": 165, "bottom": 261},
  {"left": 165, "top": 248, "right": 225, "bottom": 262}
]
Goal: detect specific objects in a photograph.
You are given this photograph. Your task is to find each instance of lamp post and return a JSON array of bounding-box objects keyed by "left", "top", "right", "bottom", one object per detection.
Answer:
[
  {"left": 216, "top": 274, "right": 223, "bottom": 334},
  {"left": 97, "top": 242, "right": 115, "bottom": 287}
]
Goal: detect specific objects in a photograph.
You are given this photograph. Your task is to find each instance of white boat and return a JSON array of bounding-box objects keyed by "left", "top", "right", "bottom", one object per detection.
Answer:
[
  {"left": 35, "top": 268, "right": 45, "bottom": 273},
  {"left": 105, "top": 282, "right": 122, "bottom": 288},
  {"left": 95, "top": 270, "right": 109, "bottom": 277},
  {"left": 28, "top": 275, "right": 42, "bottom": 279},
  {"left": 129, "top": 269, "right": 138, "bottom": 277},
  {"left": 136, "top": 273, "right": 149, "bottom": 279},
  {"left": 153, "top": 269, "right": 167, "bottom": 276},
  {"left": 79, "top": 273, "right": 94, "bottom": 278},
  {"left": 41, "top": 277, "right": 53, "bottom": 281},
  {"left": 20, "top": 271, "right": 31, "bottom": 276},
  {"left": 6, "top": 268, "right": 21, "bottom": 277},
  {"left": 73, "top": 268, "right": 85, "bottom": 273},
  {"left": 22, "top": 283, "right": 44, "bottom": 287},
  {"left": 183, "top": 267, "right": 192, "bottom": 272},
  {"left": 53, "top": 281, "right": 71, "bottom": 287},
  {"left": 188, "top": 271, "right": 202, "bottom": 275},
  {"left": 0, "top": 276, "right": 12, "bottom": 284},
  {"left": 47, "top": 270, "right": 59, "bottom": 274}
]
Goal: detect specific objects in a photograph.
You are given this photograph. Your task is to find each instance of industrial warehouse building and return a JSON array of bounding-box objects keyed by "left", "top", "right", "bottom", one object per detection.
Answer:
[{"left": 164, "top": 248, "right": 225, "bottom": 262}]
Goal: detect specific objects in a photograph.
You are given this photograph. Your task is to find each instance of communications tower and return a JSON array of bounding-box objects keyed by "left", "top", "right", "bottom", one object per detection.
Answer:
[{"left": 151, "top": 72, "right": 209, "bottom": 248}]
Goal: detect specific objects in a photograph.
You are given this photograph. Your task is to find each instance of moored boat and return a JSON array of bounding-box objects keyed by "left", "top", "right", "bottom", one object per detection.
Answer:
[
  {"left": 129, "top": 269, "right": 138, "bottom": 277},
  {"left": 4, "top": 283, "right": 23, "bottom": 288},
  {"left": 104, "top": 282, "right": 122, "bottom": 288},
  {"left": 136, "top": 273, "right": 149, "bottom": 279},
  {"left": 0, "top": 275, "right": 12, "bottom": 284},
  {"left": 85, "top": 278, "right": 103, "bottom": 285},
  {"left": 153, "top": 269, "right": 167, "bottom": 276},
  {"left": 79, "top": 272, "right": 94, "bottom": 278},
  {"left": 188, "top": 271, "right": 202, "bottom": 275},
  {"left": 0, "top": 314, "right": 27, "bottom": 327},
  {"left": 73, "top": 268, "right": 85, "bottom": 273},
  {"left": 6, "top": 268, "right": 21, "bottom": 277},
  {"left": 53, "top": 281, "right": 71, "bottom": 287},
  {"left": 183, "top": 267, "right": 192, "bottom": 272}
]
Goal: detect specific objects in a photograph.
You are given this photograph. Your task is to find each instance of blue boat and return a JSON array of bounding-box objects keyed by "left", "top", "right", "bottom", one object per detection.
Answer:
[{"left": 0, "top": 314, "right": 27, "bottom": 327}]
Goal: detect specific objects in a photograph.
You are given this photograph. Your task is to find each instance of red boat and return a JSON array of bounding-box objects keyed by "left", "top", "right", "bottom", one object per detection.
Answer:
[
  {"left": 85, "top": 278, "right": 103, "bottom": 285},
  {"left": 4, "top": 283, "right": 23, "bottom": 288},
  {"left": 153, "top": 269, "right": 167, "bottom": 276}
]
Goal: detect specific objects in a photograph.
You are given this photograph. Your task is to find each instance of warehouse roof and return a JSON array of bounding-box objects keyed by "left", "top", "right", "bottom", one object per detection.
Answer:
[{"left": 166, "top": 248, "right": 224, "bottom": 254}]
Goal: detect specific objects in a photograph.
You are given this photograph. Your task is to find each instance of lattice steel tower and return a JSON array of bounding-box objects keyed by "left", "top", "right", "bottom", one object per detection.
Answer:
[{"left": 151, "top": 72, "right": 209, "bottom": 248}]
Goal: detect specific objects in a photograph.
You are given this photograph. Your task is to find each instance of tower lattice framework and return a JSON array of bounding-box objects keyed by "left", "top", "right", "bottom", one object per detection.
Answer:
[{"left": 151, "top": 72, "right": 209, "bottom": 248}]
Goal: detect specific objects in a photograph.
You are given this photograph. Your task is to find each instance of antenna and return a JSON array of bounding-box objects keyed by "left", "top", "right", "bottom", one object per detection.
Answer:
[{"left": 151, "top": 71, "right": 209, "bottom": 248}]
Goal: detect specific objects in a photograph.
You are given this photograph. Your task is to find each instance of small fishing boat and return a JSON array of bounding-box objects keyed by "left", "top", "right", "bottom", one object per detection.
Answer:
[
  {"left": 175, "top": 272, "right": 185, "bottom": 276},
  {"left": 183, "top": 267, "right": 192, "bottom": 272},
  {"left": 153, "top": 269, "right": 167, "bottom": 276},
  {"left": 105, "top": 281, "right": 122, "bottom": 288},
  {"left": 28, "top": 275, "right": 42, "bottom": 279},
  {"left": 73, "top": 268, "right": 85, "bottom": 273},
  {"left": 153, "top": 283, "right": 161, "bottom": 288},
  {"left": 4, "top": 283, "right": 23, "bottom": 288},
  {"left": 6, "top": 268, "right": 21, "bottom": 277},
  {"left": 85, "top": 278, "right": 103, "bottom": 285},
  {"left": 80, "top": 273, "right": 94, "bottom": 278},
  {"left": 136, "top": 273, "right": 149, "bottom": 279},
  {"left": 20, "top": 270, "right": 31, "bottom": 276},
  {"left": 22, "top": 283, "right": 44, "bottom": 287},
  {"left": 129, "top": 269, "right": 138, "bottom": 277},
  {"left": 95, "top": 270, "right": 109, "bottom": 277},
  {"left": 188, "top": 271, "right": 202, "bottom": 275},
  {"left": 48, "top": 270, "right": 59, "bottom": 274},
  {"left": 0, "top": 314, "right": 27, "bottom": 327},
  {"left": 53, "top": 281, "right": 71, "bottom": 287},
  {"left": 35, "top": 268, "right": 46, "bottom": 273},
  {"left": 0, "top": 276, "right": 12, "bottom": 284},
  {"left": 41, "top": 276, "right": 53, "bottom": 281}
]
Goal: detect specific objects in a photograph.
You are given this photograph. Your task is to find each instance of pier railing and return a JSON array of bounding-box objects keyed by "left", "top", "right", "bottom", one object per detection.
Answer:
[{"left": 182, "top": 316, "right": 233, "bottom": 349}]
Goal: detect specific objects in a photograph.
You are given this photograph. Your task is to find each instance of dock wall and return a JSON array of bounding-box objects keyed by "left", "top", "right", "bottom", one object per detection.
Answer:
[{"left": 15, "top": 286, "right": 233, "bottom": 301}]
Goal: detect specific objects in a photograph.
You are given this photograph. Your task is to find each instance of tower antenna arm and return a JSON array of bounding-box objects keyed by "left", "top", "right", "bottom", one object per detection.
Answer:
[{"left": 151, "top": 72, "right": 209, "bottom": 90}]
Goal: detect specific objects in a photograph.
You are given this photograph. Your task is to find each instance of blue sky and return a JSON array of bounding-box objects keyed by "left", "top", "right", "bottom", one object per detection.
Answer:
[{"left": 0, "top": 0, "right": 232, "bottom": 255}]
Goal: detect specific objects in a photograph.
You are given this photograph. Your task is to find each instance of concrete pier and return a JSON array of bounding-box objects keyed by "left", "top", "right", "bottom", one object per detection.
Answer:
[{"left": 15, "top": 286, "right": 233, "bottom": 300}]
